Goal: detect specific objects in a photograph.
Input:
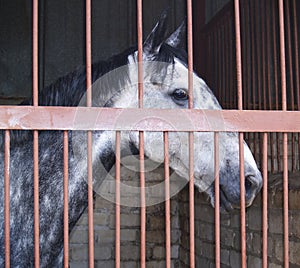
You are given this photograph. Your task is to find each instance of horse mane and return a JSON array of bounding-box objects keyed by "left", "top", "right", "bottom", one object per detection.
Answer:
[{"left": 2, "top": 43, "right": 188, "bottom": 147}]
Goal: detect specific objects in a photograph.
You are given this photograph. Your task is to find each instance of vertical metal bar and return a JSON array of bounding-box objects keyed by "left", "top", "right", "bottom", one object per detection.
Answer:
[
  {"left": 164, "top": 132, "right": 171, "bottom": 268},
  {"left": 187, "top": 1, "right": 195, "bottom": 267},
  {"left": 262, "top": 0, "right": 267, "bottom": 111},
  {"left": 33, "top": 0, "right": 39, "bottom": 107},
  {"left": 32, "top": 0, "right": 40, "bottom": 267},
  {"left": 285, "top": 0, "right": 295, "bottom": 172},
  {"left": 271, "top": 1, "right": 281, "bottom": 172},
  {"left": 218, "top": 24, "right": 221, "bottom": 102},
  {"left": 63, "top": 131, "right": 69, "bottom": 268},
  {"left": 285, "top": 0, "right": 294, "bottom": 111},
  {"left": 86, "top": 1, "right": 94, "bottom": 267},
  {"left": 262, "top": 133, "right": 268, "bottom": 268},
  {"left": 261, "top": 0, "right": 267, "bottom": 111},
  {"left": 265, "top": 2, "right": 275, "bottom": 172},
  {"left": 115, "top": 131, "right": 121, "bottom": 268},
  {"left": 221, "top": 23, "right": 226, "bottom": 107},
  {"left": 249, "top": 1, "right": 257, "bottom": 105},
  {"left": 137, "top": 1, "right": 146, "bottom": 267},
  {"left": 292, "top": 0, "right": 300, "bottom": 113},
  {"left": 234, "top": 1, "right": 246, "bottom": 267},
  {"left": 229, "top": 15, "right": 235, "bottom": 108},
  {"left": 279, "top": 0, "right": 287, "bottom": 112},
  {"left": 139, "top": 132, "right": 146, "bottom": 268},
  {"left": 245, "top": 1, "right": 251, "bottom": 110},
  {"left": 249, "top": 0, "right": 257, "bottom": 156},
  {"left": 137, "top": 0, "right": 144, "bottom": 108},
  {"left": 292, "top": 0, "right": 300, "bottom": 170},
  {"left": 255, "top": 0, "right": 262, "bottom": 112},
  {"left": 4, "top": 130, "right": 10, "bottom": 268},
  {"left": 272, "top": 1, "right": 279, "bottom": 111},
  {"left": 244, "top": 1, "right": 251, "bottom": 149},
  {"left": 278, "top": 1, "right": 289, "bottom": 267},
  {"left": 86, "top": 0, "right": 92, "bottom": 108},
  {"left": 33, "top": 130, "right": 39, "bottom": 268},
  {"left": 214, "top": 133, "right": 220, "bottom": 268},
  {"left": 234, "top": 0, "right": 243, "bottom": 111},
  {"left": 225, "top": 16, "right": 230, "bottom": 108},
  {"left": 253, "top": 0, "right": 262, "bottom": 159}
]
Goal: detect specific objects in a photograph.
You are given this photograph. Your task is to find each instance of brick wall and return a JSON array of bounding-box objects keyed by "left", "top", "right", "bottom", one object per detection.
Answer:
[
  {"left": 69, "top": 169, "right": 300, "bottom": 267},
  {"left": 179, "top": 172, "right": 300, "bottom": 267},
  {"left": 69, "top": 166, "right": 182, "bottom": 268}
]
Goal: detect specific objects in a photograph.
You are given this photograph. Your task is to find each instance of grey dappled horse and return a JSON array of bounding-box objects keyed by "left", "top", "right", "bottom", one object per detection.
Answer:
[{"left": 0, "top": 12, "right": 262, "bottom": 267}]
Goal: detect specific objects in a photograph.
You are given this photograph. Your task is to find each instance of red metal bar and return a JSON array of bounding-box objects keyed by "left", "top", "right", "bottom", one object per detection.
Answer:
[
  {"left": 137, "top": 0, "right": 144, "bottom": 109},
  {"left": 214, "top": 133, "right": 220, "bottom": 268},
  {"left": 33, "top": 130, "right": 39, "bottom": 268},
  {"left": 239, "top": 132, "right": 246, "bottom": 268},
  {"left": 234, "top": 1, "right": 246, "bottom": 267},
  {"left": 271, "top": 0, "right": 281, "bottom": 172},
  {"left": 293, "top": 0, "right": 300, "bottom": 112},
  {"left": 137, "top": 2, "right": 146, "bottom": 267},
  {"left": 285, "top": 0, "right": 295, "bottom": 172},
  {"left": 234, "top": 0, "right": 243, "bottom": 111},
  {"left": 279, "top": 0, "right": 287, "bottom": 112},
  {"left": 262, "top": 133, "right": 268, "bottom": 268},
  {"left": 229, "top": 15, "right": 235, "bottom": 108},
  {"left": 283, "top": 132, "right": 289, "bottom": 267},
  {"left": 63, "top": 131, "right": 69, "bottom": 268},
  {"left": 86, "top": 0, "right": 92, "bottom": 108},
  {"left": 164, "top": 132, "right": 171, "bottom": 268},
  {"left": 32, "top": 0, "right": 40, "bottom": 266},
  {"left": 249, "top": 0, "right": 257, "bottom": 158},
  {"left": 292, "top": 0, "right": 300, "bottom": 170},
  {"left": 85, "top": 1, "right": 94, "bottom": 267},
  {"left": 224, "top": 15, "right": 230, "bottom": 108},
  {"left": 278, "top": 1, "right": 289, "bottom": 267},
  {"left": 0, "top": 107, "right": 300, "bottom": 132},
  {"left": 256, "top": 0, "right": 262, "bottom": 111},
  {"left": 265, "top": 2, "right": 275, "bottom": 172},
  {"left": 245, "top": 1, "right": 251, "bottom": 111},
  {"left": 139, "top": 131, "right": 146, "bottom": 268},
  {"left": 261, "top": 0, "right": 267, "bottom": 111},
  {"left": 187, "top": 1, "right": 195, "bottom": 267},
  {"left": 115, "top": 131, "right": 121, "bottom": 268},
  {"left": 187, "top": 0, "right": 194, "bottom": 109},
  {"left": 4, "top": 130, "right": 10, "bottom": 268},
  {"left": 221, "top": 23, "right": 226, "bottom": 106},
  {"left": 285, "top": 0, "right": 294, "bottom": 111},
  {"left": 253, "top": 0, "right": 262, "bottom": 159},
  {"left": 217, "top": 24, "right": 222, "bottom": 102},
  {"left": 33, "top": 0, "right": 38, "bottom": 107},
  {"left": 260, "top": 0, "right": 267, "bottom": 173}
]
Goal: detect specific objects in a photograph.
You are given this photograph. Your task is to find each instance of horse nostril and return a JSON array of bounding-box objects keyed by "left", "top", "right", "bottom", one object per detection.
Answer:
[{"left": 245, "top": 176, "right": 254, "bottom": 193}]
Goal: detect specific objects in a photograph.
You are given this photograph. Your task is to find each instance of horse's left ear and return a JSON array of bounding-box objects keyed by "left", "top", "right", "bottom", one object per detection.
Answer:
[
  {"left": 143, "top": 10, "right": 169, "bottom": 56},
  {"left": 165, "top": 20, "right": 186, "bottom": 49}
]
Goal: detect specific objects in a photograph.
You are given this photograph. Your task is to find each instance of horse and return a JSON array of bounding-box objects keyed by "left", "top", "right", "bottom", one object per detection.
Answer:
[{"left": 0, "top": 12, "right": 262, "bottom": 267}]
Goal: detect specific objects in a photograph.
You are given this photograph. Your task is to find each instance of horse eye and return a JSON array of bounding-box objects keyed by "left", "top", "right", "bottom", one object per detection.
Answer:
[{"left": 172, "top": 88, "right": 188, "bottom": 101}]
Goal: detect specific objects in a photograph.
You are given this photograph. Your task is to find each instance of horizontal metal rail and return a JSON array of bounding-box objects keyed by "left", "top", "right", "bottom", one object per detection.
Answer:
[{"left": 0, "top": 106, "right": 299, "bottom": 132}]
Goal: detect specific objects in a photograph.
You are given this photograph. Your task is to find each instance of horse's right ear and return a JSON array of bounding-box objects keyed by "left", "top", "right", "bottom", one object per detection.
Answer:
[
  {"left": 165, "top": 20, "right": 186, "bottom": 49},
  {"left": 143, "top": 10, "right": 169, "bottom": 56}
]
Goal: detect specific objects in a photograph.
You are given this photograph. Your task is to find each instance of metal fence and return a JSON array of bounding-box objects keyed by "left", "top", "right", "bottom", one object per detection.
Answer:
[
  {"left": 1, "top": 0, "right": 300, "bottom": 267},
  {"left": 202, "top": 0, "right": 300, "bottom": 174}
]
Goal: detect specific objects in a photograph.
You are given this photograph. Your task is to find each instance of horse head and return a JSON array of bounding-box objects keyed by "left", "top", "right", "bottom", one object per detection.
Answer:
[{"left": 77, "top": 12, "right": 262, "bottom": 212}]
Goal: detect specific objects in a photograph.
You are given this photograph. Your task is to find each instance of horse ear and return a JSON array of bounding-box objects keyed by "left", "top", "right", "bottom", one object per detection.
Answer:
[
  {"left": 165, "top": 20, "right": 186, "bottom": 49},
  {"left": 143, "top": 10, "right": 169, "bottom": 56}
]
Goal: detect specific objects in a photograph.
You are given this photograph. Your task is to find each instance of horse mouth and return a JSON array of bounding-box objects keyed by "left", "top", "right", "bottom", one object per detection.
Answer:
[
  {"left": 207, "top": 185, "right": 236, "bottom": 213},
  {"left": 208, "top": 184, "right": 258, "bottom": 213}
]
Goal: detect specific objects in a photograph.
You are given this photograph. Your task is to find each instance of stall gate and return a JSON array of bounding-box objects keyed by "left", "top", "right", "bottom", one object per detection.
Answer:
[{"left": 1, "top": 0, "right": 300, "bottom": 267}]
